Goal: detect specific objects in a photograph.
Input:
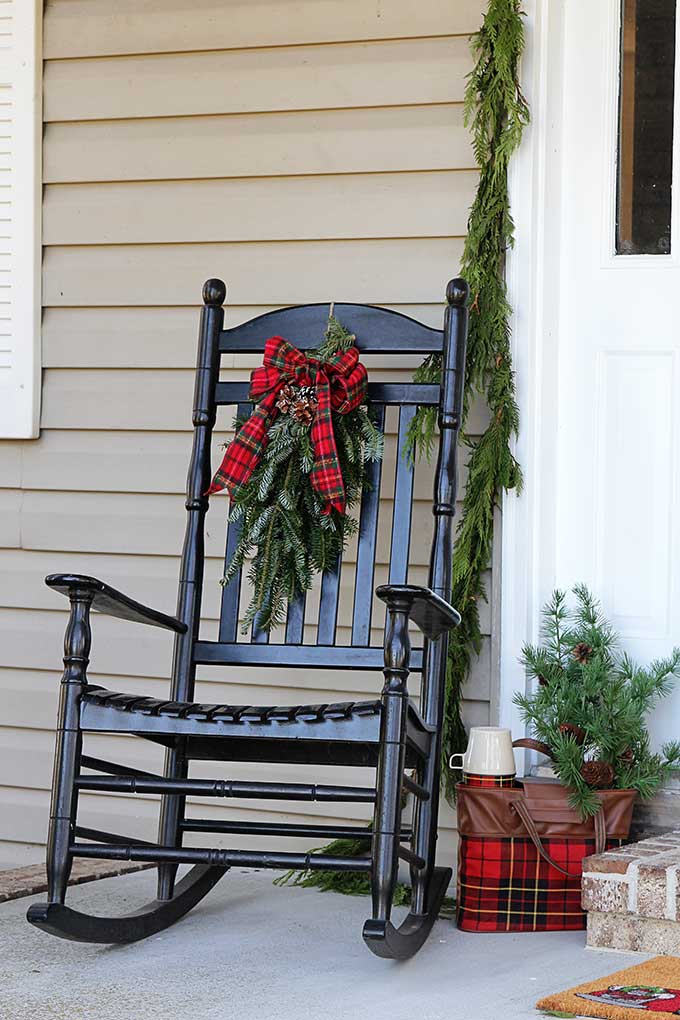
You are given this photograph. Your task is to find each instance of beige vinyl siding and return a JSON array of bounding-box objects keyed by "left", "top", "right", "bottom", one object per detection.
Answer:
[{"left": 0, "top": 0, "right": 496, "bottom": 862}]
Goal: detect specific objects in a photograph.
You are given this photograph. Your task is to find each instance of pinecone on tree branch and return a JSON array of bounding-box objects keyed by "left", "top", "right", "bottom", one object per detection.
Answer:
[{"left": 580, "top": 760, "right": 615, "bottom": 790}]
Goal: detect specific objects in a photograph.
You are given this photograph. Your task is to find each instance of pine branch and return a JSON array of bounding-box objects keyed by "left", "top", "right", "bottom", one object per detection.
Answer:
[{"left": 514, "top": 586, "right": 680, "bottom": 819}]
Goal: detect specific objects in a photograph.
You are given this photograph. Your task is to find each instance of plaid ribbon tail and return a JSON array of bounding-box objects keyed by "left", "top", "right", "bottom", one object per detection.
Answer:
[
  {"left": 207, "top": 391, "right": 279, "bottom": 496},
  {"left": 310, "top": 368, "right": 345, "bottom": 515}
]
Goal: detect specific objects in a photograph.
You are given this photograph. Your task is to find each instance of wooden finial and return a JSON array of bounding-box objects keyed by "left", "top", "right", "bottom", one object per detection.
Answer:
[
  {"left": 446, "top": 278, "right": 469, "bottom": 307},
  {"left": 202, "top": 279, "right": 227, "bottom": 306}
]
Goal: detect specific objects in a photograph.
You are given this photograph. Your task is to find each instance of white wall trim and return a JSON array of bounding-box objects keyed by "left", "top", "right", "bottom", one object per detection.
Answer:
[
  {"left": 500, "top": 0, "right": 565, "bottom": 762},
  {"left": 0, "top": 0, "right": 42, "bottom": 439}
]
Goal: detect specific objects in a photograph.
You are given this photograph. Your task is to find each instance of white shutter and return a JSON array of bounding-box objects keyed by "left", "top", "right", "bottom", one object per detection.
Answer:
[{"left": 0, "top": 0, "right": 41, "bottom": 438}]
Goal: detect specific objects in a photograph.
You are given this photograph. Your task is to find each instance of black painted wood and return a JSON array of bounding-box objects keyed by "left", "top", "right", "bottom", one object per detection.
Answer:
[
  {"left": 76, "top": 775, "right": 378, "bottom": 803},
  {"left": 180, "top": 819, "right": 413, "bottom": 840},
  {"left": 316, "top": 554, "right": 341, "bottom": 646},
  {"left": 30, "top": 278, "right": 470, "bottom": 961},
  {"left": 387, "top": 405, "right": 416, "bottom": 585},
  {"left": 215, "top": 382, "right": 440, "bottom": 407},
  {"left": 71, "top": 842, "right": 373, "bottom": 874},
  {"left": 221, "top": 303, "right": 443, "bottom": 355},
  {"left": 217, "top": 402, "right": 249, "bottom": 643},
  {"left": 192, "top": 640, "right": 424, "bottom": 671},
  {"left": 285, "top": 590, "right": 306, "bottom": 645},
  {"left": 46, "top": 575, "right": 185, "bottom": 633},
  {"left": 350, "top": 404, "right": 385, "bottom": 646}
]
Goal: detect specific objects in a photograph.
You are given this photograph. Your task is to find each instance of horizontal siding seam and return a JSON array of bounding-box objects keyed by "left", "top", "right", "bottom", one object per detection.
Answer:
[
  {"left": 43, "top": 99, "right": 467, "bottom": 127},
  {"left": 43, "top": 32, "right": 475, "bottom": 65},
  {"left": 43, "top": 167, "right": 479, "bottom": 188},
  {"left": 42, "top": 234, "right": 466, "bottom": 250},
  {"left": 43, "top": 236, "right": 467, "bottom": 250},
  {"left": 43, "top": 99, "right": 465, "bottom": 130}
]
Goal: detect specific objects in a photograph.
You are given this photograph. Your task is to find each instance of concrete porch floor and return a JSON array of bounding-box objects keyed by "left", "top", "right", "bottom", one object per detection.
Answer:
[{"left": 0, "top": 869, "right": 650, "bottom": 1020}]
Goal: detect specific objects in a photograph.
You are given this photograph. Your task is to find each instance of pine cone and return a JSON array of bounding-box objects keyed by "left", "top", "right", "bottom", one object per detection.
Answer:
[
  {"left": 537, "top": 674, "right": 549, "bottom": 687},
  {"left": 291, "top": 398, "right": 316, "bottom": 424},
  {"left": 619, "top": 746, "right": 634, "bottom": 764},
  {"left": 572, "top": 642, "right": 593, "bottom": 664},
  {"left": 276, "top": 384, "right": 297, "bottom": 414},
  {"left": 559, "top": 723, "right": 586, "bottom": 745},
  {"left": 580, "top": 760, "right": 615, "bottom": 789}
]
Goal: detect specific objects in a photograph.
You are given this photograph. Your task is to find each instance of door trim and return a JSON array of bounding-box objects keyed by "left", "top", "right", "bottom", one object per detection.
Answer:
[{"left": 499, "top": 0, "right": 565, "bottom": 747}]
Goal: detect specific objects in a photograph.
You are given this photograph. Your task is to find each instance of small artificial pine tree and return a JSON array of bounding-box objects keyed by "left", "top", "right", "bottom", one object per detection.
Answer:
[
  {"left": 222, "top": 314, "right": 383, "bottom": 633},
  {"left": 514, "top": 585, "right": 680, "bottom": 819}
]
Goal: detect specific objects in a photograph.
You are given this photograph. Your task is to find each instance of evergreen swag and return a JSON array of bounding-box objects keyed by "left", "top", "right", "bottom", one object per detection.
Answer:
[
  {"left": 411, "top": 0, "right": 529, "bottom": 798},
  {"left": 276, "top": 0, "right": 529, "bottom": 897},
  {"left": 515, "top": 585, "right": 680, "bottom": 820},
  {"left": 222, "top": 315, "right": 383, "bottom": 632}
]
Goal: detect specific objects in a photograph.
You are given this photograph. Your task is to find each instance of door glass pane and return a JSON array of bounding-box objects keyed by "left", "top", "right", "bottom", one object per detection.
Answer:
[{"left": 617, "top": 0, "right": 676, "bottom": 255}]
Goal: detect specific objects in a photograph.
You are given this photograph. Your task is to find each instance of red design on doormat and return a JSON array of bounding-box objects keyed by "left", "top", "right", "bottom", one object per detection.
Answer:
[{"left": 577, "top": 986, "right": 680, "bottom": 1012}]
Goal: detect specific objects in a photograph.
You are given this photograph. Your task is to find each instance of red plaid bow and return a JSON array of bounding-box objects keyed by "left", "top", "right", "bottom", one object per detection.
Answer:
[{"left": 207, "top": 335, "right": 367, "bottom": 514}]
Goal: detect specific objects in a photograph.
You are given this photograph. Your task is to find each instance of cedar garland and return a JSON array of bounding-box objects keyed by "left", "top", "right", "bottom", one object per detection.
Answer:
[
  {"left": 409, "top": 0, "right": 529, "bottom": 797},
  {"left": 275, "top": 0, "right": 529, "bottom": 896}
]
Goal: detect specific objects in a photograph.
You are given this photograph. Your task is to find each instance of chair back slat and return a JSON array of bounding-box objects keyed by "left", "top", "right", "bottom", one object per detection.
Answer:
[
  {"left": 285, "top": 592, "right": 306, "bottom": 645},
  {"left": 316, "top": 555, "right": 341, "bottom": 646},
  {"left": 388, "top": 405, "right": 416, "bottom": 585},
  {"left": 350, "top": 404, "right": 386, "bottom": 646},
  {"left": 215, "top": 382, "right": 440, "bottom": 407},
  {"left": 194, "top": 640, "right": 424, "bottom": 672},
  {"left": 220, "top": 303, "right": 443, "bottom": 355},
  {"left": 218, "top": 402, "right": 250, "bottom": 643},
  {"left": 252, "top": 615, "right": 270, "bottom": 644}
]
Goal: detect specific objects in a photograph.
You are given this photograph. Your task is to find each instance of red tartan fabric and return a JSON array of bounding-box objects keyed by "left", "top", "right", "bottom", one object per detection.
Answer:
[
  {"left": 457, "top": 835, "right": 622, "bottom": 932},
  {"left": 207, "top": 336, "right": 367, "bottom": 514},
  {"left": 463, "top": 774, "right": 518, "bottom": 788}
]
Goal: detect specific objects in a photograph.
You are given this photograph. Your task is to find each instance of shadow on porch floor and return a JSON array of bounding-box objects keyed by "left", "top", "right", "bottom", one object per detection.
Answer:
[{"left": 0, "top": 869, "right": 651, "bottom": 1020}]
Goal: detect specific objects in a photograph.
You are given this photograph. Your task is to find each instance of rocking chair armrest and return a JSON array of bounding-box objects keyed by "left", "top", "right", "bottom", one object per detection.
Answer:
[
  {"left": 375, "top": 584, "right": 461, "bottom": 641},
  {"left": 45, "top": 574, "right": 187, "bottom": 634}
]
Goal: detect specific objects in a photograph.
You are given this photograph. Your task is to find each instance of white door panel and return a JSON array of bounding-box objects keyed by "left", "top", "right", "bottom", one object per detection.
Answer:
[{"left": 503, "top": 0, "right": 680, "bottom": 748}]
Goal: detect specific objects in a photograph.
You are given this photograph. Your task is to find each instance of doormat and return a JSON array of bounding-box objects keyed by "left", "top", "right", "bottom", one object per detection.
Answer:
[
  {"left": 0, "top": 859, "right": 152, "bottom": 904},
  {"left": 537, "top": 957, "right": 680, "bottom": 1019}
]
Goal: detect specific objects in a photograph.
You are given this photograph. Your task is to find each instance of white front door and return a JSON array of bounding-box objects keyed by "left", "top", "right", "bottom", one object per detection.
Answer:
[{"left": 502, "top": 0, "right": 680, "bottom": 748}]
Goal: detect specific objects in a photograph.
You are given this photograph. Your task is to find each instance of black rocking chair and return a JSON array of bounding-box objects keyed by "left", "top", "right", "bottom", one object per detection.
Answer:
[{"left": 27, "top": 277, "right": 469, "bottom": 960}]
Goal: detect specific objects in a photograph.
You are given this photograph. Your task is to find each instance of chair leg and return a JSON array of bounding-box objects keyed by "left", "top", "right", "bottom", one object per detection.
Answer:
[
  {"left": 156, "top": 742, "right": 187, "bottom": 901},
  {"left": 409, "top": 736, "right": 442, "bottom": 916},
  {"left": 364, "top": 598, "right": 411, "bottom": 947},
  {"left": 409, "top": 635, "right": 448, "bottom": 918},
  {"left": 46, "top": 590, "right": 92, "bottom": 904},
  {"left": 369, "top": 692, "right": 408, "bottom": 925},
  {"left": 363, "top": 599, "right": 451, "bottom": 959}
]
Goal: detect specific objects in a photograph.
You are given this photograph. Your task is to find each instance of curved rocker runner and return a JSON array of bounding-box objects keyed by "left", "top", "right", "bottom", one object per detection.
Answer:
[{"left": 27, "top": 278, "right": 469, "bottom": 960}]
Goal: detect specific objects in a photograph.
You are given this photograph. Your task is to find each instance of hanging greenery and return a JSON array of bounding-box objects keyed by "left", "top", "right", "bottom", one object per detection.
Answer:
[
  {"left": 208, "top": 317, "right": 383, "bottom": 632},
  {"left": 409, "top": 0, "right": 529, "bottom": 797},
  {"left": 276, "top": 0, "right": 529, "bottom": 896}
]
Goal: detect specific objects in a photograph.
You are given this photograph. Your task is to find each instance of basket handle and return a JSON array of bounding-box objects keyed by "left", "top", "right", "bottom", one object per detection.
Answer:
[
  {"left": 512, "top": 737, "right": 555, "bottom": 759},
  {"left": 509, "top": 797, "right": 606, "bottom": 879}
]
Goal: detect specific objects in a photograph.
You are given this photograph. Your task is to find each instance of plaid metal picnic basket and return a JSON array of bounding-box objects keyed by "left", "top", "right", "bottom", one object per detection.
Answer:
[{"left": 456, "top": 779, "right": 636, "bottom": 933}]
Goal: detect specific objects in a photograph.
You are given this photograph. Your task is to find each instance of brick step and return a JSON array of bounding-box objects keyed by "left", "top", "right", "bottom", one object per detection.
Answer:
[{"left": 582, "top": 831, "right": 680, "bottom": 954}]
